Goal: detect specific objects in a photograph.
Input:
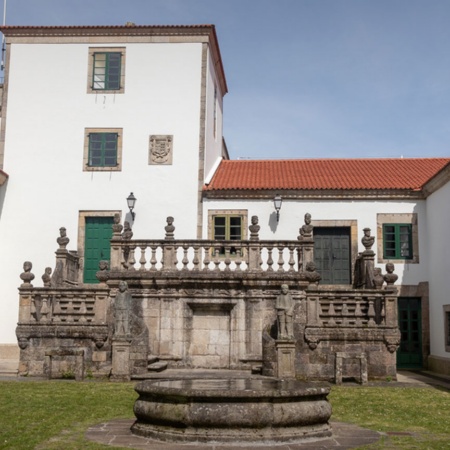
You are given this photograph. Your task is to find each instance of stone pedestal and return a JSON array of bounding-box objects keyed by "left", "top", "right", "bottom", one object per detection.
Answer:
[
  {"left": 111, "top": 338, "right": 131, "bottom": 382},
  {"left": 275, "top": 340, "right": 296, "bottom": 379},
  {"left": 335, "top": 352, "right": 368, "bottom": 385}
]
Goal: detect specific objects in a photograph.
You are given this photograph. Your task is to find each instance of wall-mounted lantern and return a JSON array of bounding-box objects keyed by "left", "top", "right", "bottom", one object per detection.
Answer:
[
  {"left": 273, "top": 194, "right": 282, "bottom": 222},
  {"left": 127, "top": 192, "right": 137, "bottom": 220}
]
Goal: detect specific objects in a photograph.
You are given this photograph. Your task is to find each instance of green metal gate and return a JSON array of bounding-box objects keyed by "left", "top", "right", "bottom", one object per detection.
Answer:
[
  {"left": 314, "top": 227, "right": 351, "bottom": 285},
  {"left": 83, "top": 217, "right": 114, "bottom": 283},
  {"left": 397, "top": 297, "right": 422, "bottom": 369}
]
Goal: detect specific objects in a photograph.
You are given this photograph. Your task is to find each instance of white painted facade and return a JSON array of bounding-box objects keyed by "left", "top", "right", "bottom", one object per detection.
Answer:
[{"left": 0, "top": 26, "right": 226, "bottom": 343}]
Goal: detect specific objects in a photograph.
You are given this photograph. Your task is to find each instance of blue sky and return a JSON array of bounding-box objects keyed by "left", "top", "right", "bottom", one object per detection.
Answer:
[{"left": 3, "top": 0, "right": 450, "bottom": 159}]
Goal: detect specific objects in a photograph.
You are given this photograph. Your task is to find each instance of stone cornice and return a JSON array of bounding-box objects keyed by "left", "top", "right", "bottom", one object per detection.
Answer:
[
  {"left": 422, "top": 161, "right": 450, "bottom": 198},
  {"left": 202, "top": 188, "right": 425, "bottom": 201},
  {"left": 0, "top": 24, "right": 228, "bottom": 96}
]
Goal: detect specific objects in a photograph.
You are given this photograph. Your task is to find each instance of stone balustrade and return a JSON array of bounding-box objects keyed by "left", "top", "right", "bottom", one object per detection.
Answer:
[
  {"left": 18, "top": 287, "right": 110, "bottom": 326},
  {"left": 110, "top": 238, "right": 302, "bottom": 273}
]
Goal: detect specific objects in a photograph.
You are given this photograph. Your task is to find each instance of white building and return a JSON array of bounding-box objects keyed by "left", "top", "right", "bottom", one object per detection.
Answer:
[{"left": 0, "top": 24, "right": 449, "bottom": 377}]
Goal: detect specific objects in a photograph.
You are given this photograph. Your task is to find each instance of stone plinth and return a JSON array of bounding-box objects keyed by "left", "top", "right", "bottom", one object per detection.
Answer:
[
  {"left": 276, "top": 339, "right": 296, "bottom": 379},
  {"left": 335, "top": 352, "right": 368, "bottom": 385},
  {"left": 111, "top": 338, "right": 131, "bottom": 382}
]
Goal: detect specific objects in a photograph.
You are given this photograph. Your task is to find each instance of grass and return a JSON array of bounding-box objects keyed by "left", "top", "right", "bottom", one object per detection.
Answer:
[{"left": 0, "top": 380, "right": 448, "bottom": 449}]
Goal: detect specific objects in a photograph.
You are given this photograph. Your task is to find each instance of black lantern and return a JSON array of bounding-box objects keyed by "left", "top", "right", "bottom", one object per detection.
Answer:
[
  {"left": 273, "top": 194, "right": 282, "bottom": 222},
  {"left": 127, "top": 192, "right": 137, "bottom": 220}
]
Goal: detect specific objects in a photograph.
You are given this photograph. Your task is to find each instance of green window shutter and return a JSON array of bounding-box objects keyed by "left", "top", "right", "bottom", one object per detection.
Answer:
[
  {"left": 383, "top": 224, "right": 412, "bottom": 259},
  {"left": 92, "top": 52, "right": 121, "bottom": 90},
  {"left": 88, "top": 133, "right": 118, "bottom": 167},
  {"left": 213, "top": 215, "right": 242, "bottom": 255}
]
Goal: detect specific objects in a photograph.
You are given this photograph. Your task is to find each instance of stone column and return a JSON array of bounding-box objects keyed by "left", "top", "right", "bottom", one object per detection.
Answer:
[
  {"left": 275, "top": 340, "right": 296, "bottom": 379},
  {"left": 111, "top": 338, "right": 131, "bottom": 382}
]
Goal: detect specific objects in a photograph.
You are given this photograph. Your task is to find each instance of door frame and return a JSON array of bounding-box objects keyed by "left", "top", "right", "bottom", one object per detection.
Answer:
[
  {"left": 77, "top": 210, "right": 120, "bottom": 284},
  {"left": 312, "top": 220, "right": 358, "bottom": 285}
]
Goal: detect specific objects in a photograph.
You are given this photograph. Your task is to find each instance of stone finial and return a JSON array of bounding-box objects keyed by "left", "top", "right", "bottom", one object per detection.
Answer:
[
  {"left": 96, "top": 260, "right": 110, "bottom": 284},
  {"left": 112, "top": 213, "right": 123, "bottom": 235},
  {"left": 298, "top": 213, "right": 313, "bottom": 240},
  {"left": 383, "top": 262, "right": 398, "bottom": 286},
  {"left": 20, "top": 261, "right": 35, "bottom": 287},
  {"left": 122, "top": 221, "right": 133, "bottom": 240},
  {"left": 249, "top": 215, "right": 260, "bottom": 241},
  {"left": 361, "top": 228, "right": 375, "bottom": 251},
  {"left": 57, "top": 227, "right": 70, "bottom": 249},
  {"left": 165, "top": 216, "right": 175, "bottom": 240},
  {"left": 42, "top": 267, "right": 52, "bottom": 287},
  {"left": 304, "top": 261, "right": 321, "bottom": 285}
]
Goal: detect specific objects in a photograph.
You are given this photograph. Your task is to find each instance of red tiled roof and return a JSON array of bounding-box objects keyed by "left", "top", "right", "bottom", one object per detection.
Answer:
[{"left": 204, "top": 158, "right": 450, "bottom": 191}]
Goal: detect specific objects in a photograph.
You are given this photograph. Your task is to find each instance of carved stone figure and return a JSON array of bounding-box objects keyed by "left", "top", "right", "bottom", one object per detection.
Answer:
[
  {"left": 165, "top": 216, "right": 175, "bottom": 240},
  {"left": 112, "top": 213, "right": 123, "bottom": 235},
  {"left": 361, "top": 228, "right": 375, "bottom": 251},
  {"left": 304, "top": 261, "right": 321, "bottom": 285},
  {"left": 114, "top": 281, "right": 132, "bottom": 336},
  {"left": 122, "top": 221, "right": 133, "bottom": 240},
  {"left": 373, "top": 267, "right": 384, "bottom": 289},
  {"left": 20, "top": 261, "right": 35, "bottom": 286},
  {"left": 57, "top": 227, "right": 70, "bottom": 249},
  {"left": 249, "top": 216, "right": 260, "bottom": 240},
  {"left": 298, "top": 213, "right": 313, "bottom": 240},
  {"left": 384, "top": 262, "right": 398, "bottom": 286},
  {"left": 41, "top": 267, "right": 52, "bottom": 287},
  {"left": 96, "top": 260, "right": 109, "bottom": 284},
  {"left": 276, "top": 284, "right": 294, "bottom": 339}
]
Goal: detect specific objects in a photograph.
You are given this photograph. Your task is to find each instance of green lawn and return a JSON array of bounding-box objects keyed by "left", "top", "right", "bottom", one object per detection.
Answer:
[{"left": 0, "top": 380, "right": 448, "bottom": 449}]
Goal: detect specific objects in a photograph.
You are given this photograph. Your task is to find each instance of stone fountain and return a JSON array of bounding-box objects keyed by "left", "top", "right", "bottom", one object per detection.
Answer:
[{"left": 131, "top": 378, "right": 332, "bottom": 445}]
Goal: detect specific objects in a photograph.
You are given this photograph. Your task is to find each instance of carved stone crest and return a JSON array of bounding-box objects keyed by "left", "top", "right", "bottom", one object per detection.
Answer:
[{"left": 149, "top": 135, "right": 173, "bottom": 165}]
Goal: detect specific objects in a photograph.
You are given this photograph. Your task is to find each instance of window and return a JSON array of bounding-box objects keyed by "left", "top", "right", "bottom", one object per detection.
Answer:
[
  {"left": 383, "top": 224, "right": 413, "bottom": 259},
  {"left": 444, "top": 306, "right": 450, "bottom": 352},
  {"left": 87, "top": 48, "right": 126, "bottom": 94},
  {"left": 83, "top": 128, "right": 122, "bottom": 171},
  {"left": 377, "top": 213, "right": 419, "bottom": 263},
  {"left": 208, "top": 210, "right": 248, "bottom": 256}
]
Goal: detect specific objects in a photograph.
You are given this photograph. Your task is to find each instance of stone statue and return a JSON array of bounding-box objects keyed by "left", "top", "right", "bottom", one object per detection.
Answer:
[
  {"left": 384, "top": 262, "right": 398, "bottom": 286},
  {"left": 165, "top": 216, "right": 175, "bottom": 239},
  {"left": 276, "top": 284, "right": 294, "bottom": 339},
  {"left": 96, "top": 260, "right": 109, "bottom": 284},
  {"left": 249, "top": 215, "right": 260, "bottom": 240},
  {"left": 304, "top": 261, "right": 321, "bottom": 285},
  {"left": 373, "top": 267, "right": 384, "bottom": 289},
  {"left": 114, "top": 281, "right": 132, "bottom": 336},
  {"left": 41, "top": 267, "right": 52, "bottom": 287},
  {"left": 122, "top": 221, "right": 133, "bottom": 240},
  {"left": 112, "top": 213, "right": 123, "bottom": 235},
  {"left": 57, "top": 227, "right": 70, "bottom": 249},
  {"left": 361, "top": 228, "right": 375, "bottom": 251},
  {"left": 20, "top": 261, "right": 35, "bottom": 286},
  {"left": 298, "top": 213, "right": 313, "bottom": 240}
]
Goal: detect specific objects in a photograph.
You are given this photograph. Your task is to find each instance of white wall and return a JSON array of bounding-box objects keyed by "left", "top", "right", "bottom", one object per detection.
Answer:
[
  {"left": 0, "top": 41, "right": 205, "bottom": 343},
  {"left": 203, "top": 197, "right": 428, "bottom": 284},
  {"left": 427, "top": 181, "right": 450, "bottom": 359}
]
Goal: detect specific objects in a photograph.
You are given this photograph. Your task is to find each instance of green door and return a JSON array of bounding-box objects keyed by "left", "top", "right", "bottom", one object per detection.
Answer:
[
  {"left": 397, "top": 297, "right": 422, "bottom": 369},
  {"left": 83, "top": 217, "right": 114, "bottom": 283},
  {"left": 314, "top": 227, "right": 351, "bottom": 285}
]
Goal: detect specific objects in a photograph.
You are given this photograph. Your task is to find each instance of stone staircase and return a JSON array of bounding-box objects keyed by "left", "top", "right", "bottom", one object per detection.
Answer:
[{"left": 147, "top": 355, "right": 168, "bottom": 372}]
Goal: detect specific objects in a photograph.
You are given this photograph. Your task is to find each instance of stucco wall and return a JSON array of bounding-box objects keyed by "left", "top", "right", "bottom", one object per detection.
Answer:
[
  {"left": 427, "top": 180, "right": 450, "bottom": 359},
  {"left": 0, "top": 41, "right": 208, "bottom": 343}
]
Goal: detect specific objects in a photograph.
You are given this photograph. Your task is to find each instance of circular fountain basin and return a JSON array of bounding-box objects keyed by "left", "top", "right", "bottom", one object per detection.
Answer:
[{"left": 132, "top": 378, "right": 332, "bottom": 444}]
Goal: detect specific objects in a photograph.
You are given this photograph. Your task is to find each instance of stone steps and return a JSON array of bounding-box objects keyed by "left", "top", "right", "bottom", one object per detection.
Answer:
[{"left": 147, "top": 361, "right": 168, "bottom": 372}]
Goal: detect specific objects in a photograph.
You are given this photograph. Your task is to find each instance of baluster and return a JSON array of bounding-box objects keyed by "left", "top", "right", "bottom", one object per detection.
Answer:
[
  {"left": 354, "top": 299, "right": 362, "bottom": 326},
  {"left": 139, "top": 245, "right": 147, "bottom": 271},
  {"left": 203, "top": 245, "right": 211, "bottom": 271},
  {"left": 120, "top": 246, "right": 127, "bottom": 268},
  {"left": 341, "top": 301, "right": 349, "bottom": 326},
  {"left": 40, "top": 296, "right": 49, "bottom": 323},
  {"left": 327, "top": 300, "right": 336, "bottom": 326},
  {"left": 277, "top": 245, "right": 285, "bottom": 272},
  {"left": 224, "top": 246, "right": 231, "bottom": 272},
  {"left": 367, "top": 297, "right": 376, "bottom": 326},
  {"left": 193, "top": 245, "right": 200, "bottom": 271},
  {"left": 235, "top": 257, "right": 242, "bottom": 272},
  {"left": 288, "top": 244, "right": 295, "bottom": 272},
  {"left": 128, "top": 245, "right": 136, "bottom": 270},
  {"left": 149, "top": 245, "right": 157, "bottom": 271},
  {"left": 267, "top": 248, "right": 274, "bottom": 272},
  {"left": 213, "top": 246, "right": 221, "bottom": 272},
  {"left": 182, "top": 244, "right": 189, "bottom": 271}
]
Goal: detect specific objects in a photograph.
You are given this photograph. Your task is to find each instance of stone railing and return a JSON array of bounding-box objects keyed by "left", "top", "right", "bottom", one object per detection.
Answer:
[
  {"left": 110, "top": 238, "right": 303, "bottom": 273},
  {"left": 17, "top": 287, "right": 110, "bottom": 326},
  {"left": 306, "top": 287, "right": 398, "bottom": 328}
]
